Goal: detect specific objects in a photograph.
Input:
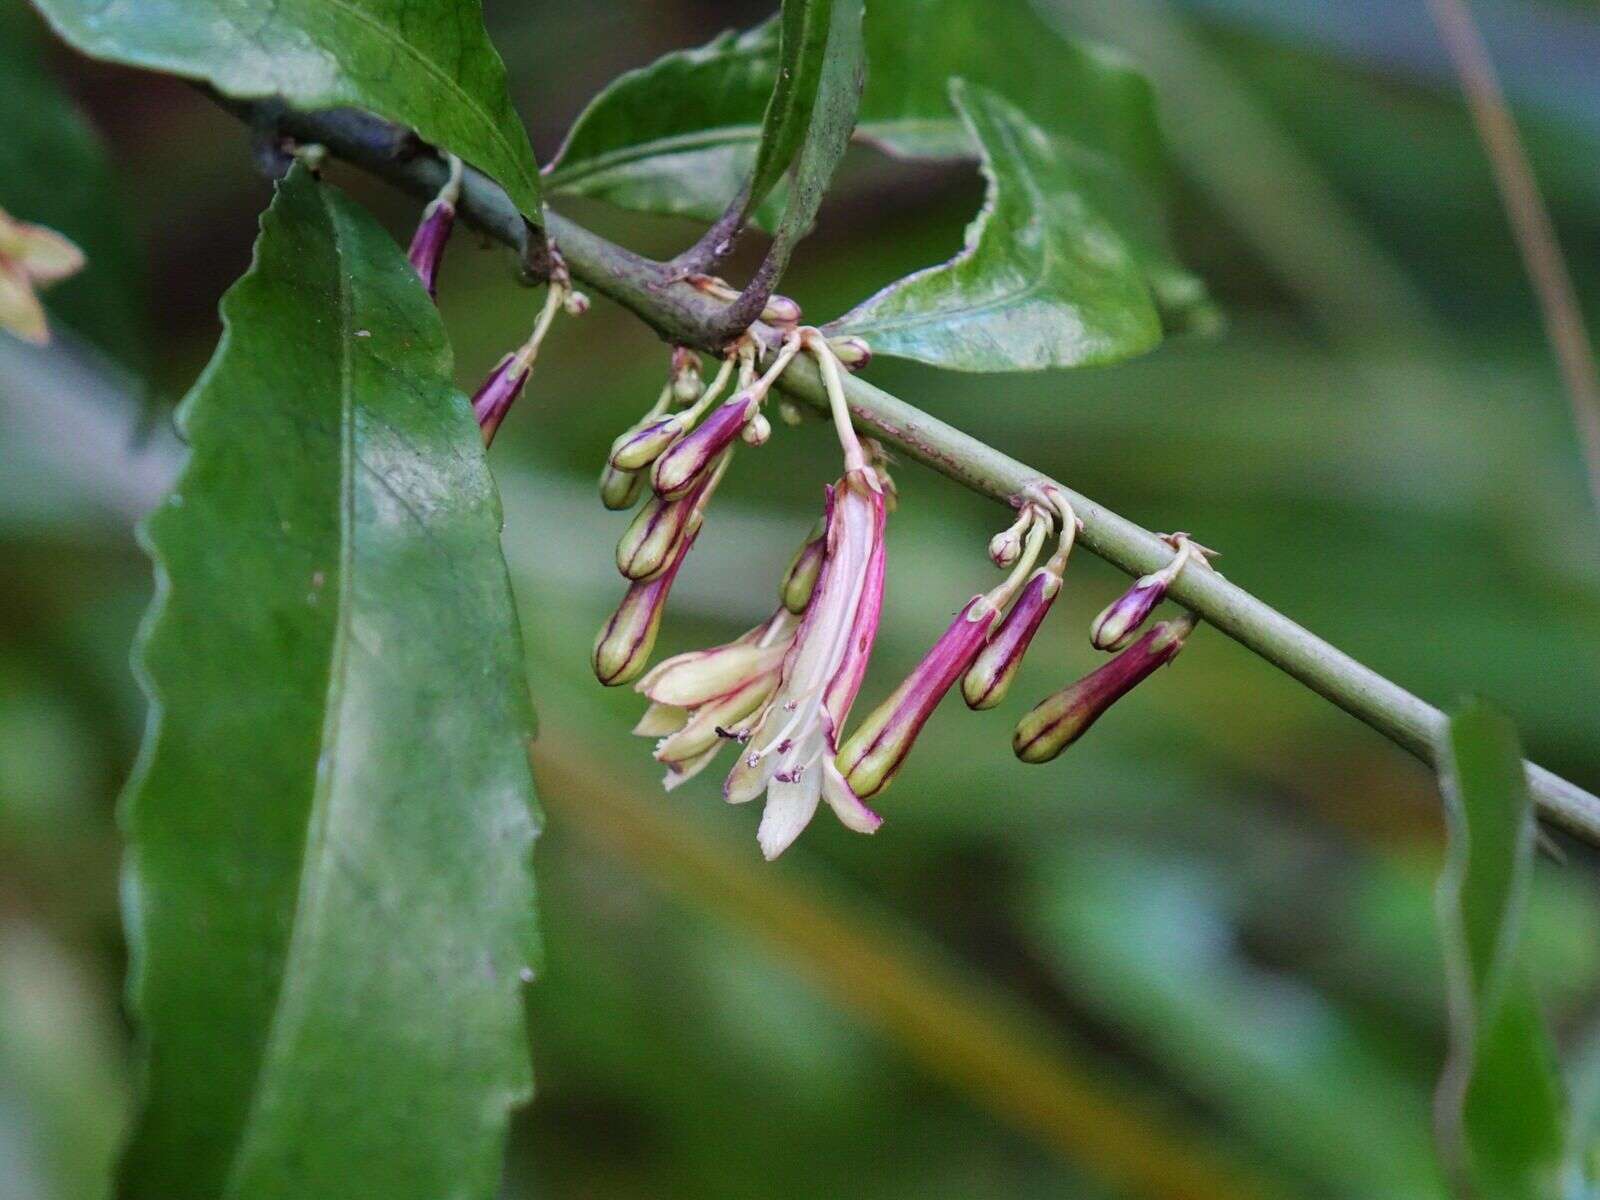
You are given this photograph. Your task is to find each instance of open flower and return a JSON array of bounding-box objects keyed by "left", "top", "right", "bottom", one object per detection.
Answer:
[
  {"left": 715, "top": 333, "right": 890, "bottom": 859},
  {"left": 725, "top": 463, "right": 887, "bottom": 857},
  {"left": 0, "top": 207, "right": 86, "bottom": 345},
  {"left": 633, "top": 608, "right": 800, "bottom": 789}
]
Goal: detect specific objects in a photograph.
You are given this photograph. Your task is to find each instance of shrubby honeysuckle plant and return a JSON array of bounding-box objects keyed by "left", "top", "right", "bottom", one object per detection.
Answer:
[{"left": 19, "top": 0, "right": 1600, "bottom": 1194}]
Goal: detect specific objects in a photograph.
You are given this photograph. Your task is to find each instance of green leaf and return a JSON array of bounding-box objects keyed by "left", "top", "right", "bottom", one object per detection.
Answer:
[
  {"left": 747, "top": 0, "right": 843, "bottom": 215},
  {"left": 759, "top": 0, "right": 864, "bottom": 281},
  {"left": 120, "top": 166, "right": 540, "bottom": 1200},
  {"left": 831, "top": 80, "right": 1162, "bottom": 372},
  {"left": 546, "top": 0, "right": 1211, "bottom": 337},
  {"left": 29, "top": 0, "right": 542, "bottom": 220},
  {"left": 545, "top": 23, "right": 777, "bottom": 225},
  {"left": 1435, "top": 700, "right": 1565, "bottom": 1200},
  {"left": 0, "top": 5, "right": 147, "bottom": 377}
]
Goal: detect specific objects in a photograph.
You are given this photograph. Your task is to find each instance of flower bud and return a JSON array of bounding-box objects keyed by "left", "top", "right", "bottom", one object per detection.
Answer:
[
  {"left": 651, "top": 396, "right": 751, "bottom": 498},
  {"left": 593, "top": 530, "right": 699, "bottom": 686},
  {"left": 828, "top": 335, "right": 872, "bottom": 370},
  {"left": 609, "top": 415, "right": 682, "bottom": 471},
  {"left": 670, "top": 346, "right": 703, "bottom": 404},
  {"left": 1013, "top": 615, "right": 1194, "bottom": 763},
  {"left": 778, "top": 399, "right": 806, "bottom": 427},
  {"left": 563, "top": 289, "right": 590, "bottom": 316},
  {"left": 471, "top": 352, "right": 532, "bottom": 446},
  {"left": 835, "top": 599, "right": 999, "bottom": 801},
  {"left": 1089, "top": 575, "right": 1169, "bottom": 652},
  {"left": 989, "top": 528, "right": 1021, "bottom": 568},
  {"left": 741, "top": 412, "right": 772, "bottom": 446},
  {"left": 616, "top": 487, "right": 701, "bottom": 581},
  {"left": 407, "top": 198, "right": 455, "bottom": 299},
  {"left": 762, "top": 294, "right": 802, "bottom": 325},
  {"left": 599, "top": 460, "right": 645, "bottom": 510},
  {"left": 779, "top": 527, "right": 826, "bottom": 614},
  {"left": 963, "top": 568, "right": 1062, "bottom": 709}
]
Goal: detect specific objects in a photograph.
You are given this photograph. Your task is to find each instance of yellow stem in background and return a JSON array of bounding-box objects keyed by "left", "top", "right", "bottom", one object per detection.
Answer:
[{"left": 534, "top": 733, "right": 1281, "bottom": 1200}]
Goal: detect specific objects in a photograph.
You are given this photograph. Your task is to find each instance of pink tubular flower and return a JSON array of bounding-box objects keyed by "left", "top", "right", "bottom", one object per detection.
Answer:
[
  {"left": 651, "top": 393, "right": 756, "bottom": 498},
  {"left": 834, "top": 596, "right": 999, "bottom": 802},
  {"left": 471, "top": 353, "right": 531, "bottom": 446},
  {"left": 407, "top": 198, "right": 455, "bottom": 298},
  {"left": 724, "top": 464, "right": 888, "bottom": 859},
  {"left": 407, "top": 155, "right": 462, "bottom": 300},
  {"left": 1014, "top": 613, "right": 1196, "bottom": 762},
  {"left": 962, "top": 565, "right": 1062, "bottom": 710},
  {"left": 592, "top": 527, "right": 700, "bottom": 686}
]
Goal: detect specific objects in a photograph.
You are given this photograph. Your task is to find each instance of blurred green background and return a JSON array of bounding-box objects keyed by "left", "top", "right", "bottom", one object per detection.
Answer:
[{"left": 3, "top": 1, "right": 1599, "bottom": 1197}]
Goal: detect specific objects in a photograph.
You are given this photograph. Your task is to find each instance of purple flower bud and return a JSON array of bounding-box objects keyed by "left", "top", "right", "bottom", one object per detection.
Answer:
[
  {"left": 834, "top": 598, "right": 999, "bottom": 801},
  {"left": 989, "top": 528, "right": 1022, "bottom": 568},
  {"left": 609, "top": 415, "right": 682, "bottom": 471},
  {"left": 407, "top": 199, "right": 455, "bottom": 299},
  {"left": 563, "top": 289, "right": 590, "bottom": 316},
  {"left": 650, "top": 395, "right": 753, "bottom": 498},
  {"left": 779, "top": 528, "right": 825, "bottom": 614},
  {"left": 827, "top": 335, "right": 871, "bottom": 371},
  {"left": 1090, "top": 575, "right": 1169, "bottom": 651},
  {"left": 616, "top": 485, "right": 704, "bottom": 581},
  {"left": 471, "top": 352, "right": 531, "bottom": 446},
  {"left": 1013, "top": 615, "right": 1195, "bottom": 763},
  {"left": 963, "top": 568, "right": 1062, "bottom": 709},
  {"left": 593, "top": 528, "right": 700, "bottom": 686},
  {"left": 599, "top": 460, "right": 645, "bottom": 510}
]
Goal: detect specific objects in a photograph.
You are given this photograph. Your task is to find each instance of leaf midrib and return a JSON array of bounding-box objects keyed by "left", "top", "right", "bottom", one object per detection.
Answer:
[{"left": 220, "top": 185, "right": 359, "bottom": 1196}]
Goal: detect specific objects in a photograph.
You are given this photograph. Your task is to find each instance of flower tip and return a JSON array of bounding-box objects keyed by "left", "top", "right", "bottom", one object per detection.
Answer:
[
  {"left": 599, "top": 461, "right": 645, "bottom": 510},
  {"left": 651, "top": 397, "right": 749, "bottom": 498},
  {"left": 406, "top": 198, "right": 456, "bottom": 298},
  {"left": 471, "top": 353, "right": 531, "bottom": 445},
  {"left": 609, "top": 415, "right": 681, "bottom": 471},
  {"left": 1090, "top": 577, "right": 1166, "bottom": 651}
]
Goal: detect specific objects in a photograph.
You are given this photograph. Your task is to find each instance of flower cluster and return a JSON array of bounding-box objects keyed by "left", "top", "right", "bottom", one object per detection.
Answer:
[{"left": 592, "top": 303, "right": 1211, "bottom": 857}]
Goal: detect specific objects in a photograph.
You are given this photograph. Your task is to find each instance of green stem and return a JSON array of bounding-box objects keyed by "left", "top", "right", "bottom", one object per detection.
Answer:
[{"left": 243, "top": 101, "right": 1600, "bottom": 846}]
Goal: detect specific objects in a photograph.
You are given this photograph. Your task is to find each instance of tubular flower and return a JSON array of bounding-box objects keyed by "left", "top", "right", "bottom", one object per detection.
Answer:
[
  {"left": 616, "top": 456, "right": 725, "bottom": 581},
  {"left": 835, "top": 509, "right": 1055, "bottom": 800},
  {"left": 964, "top": 503, "right": 1076, "bottom": 710},
  {"left": 593, "top": 526, "right": 702, "bottom": 686},
  {"left": 1014, "top": 613, "right": 1197, "bottom": 763},
  {"left": 1090, "top": 532, "right": 1209, "bottom": 651},
  {"left": 406, "top": 154, "right": 462, "bottom": 299},
  {"left": 0, "top": 206, "right": 86, "bottom": 345},
  {"left": 725, "top": 465, "right": 887, "bottom": 857},
  {"left": 779, "top": 522, "right": 826, "bottom": 614},
  {"left": 633, "top": 609, "right": 801, "bottom": 789},
  {"left": 473, "top": 280, "right": 574, "bottom": 445},
  {"left": 834, "top": 596, "right": 999, "bottom": 802},
  {"left": 721, "top": 331, "right": 888, "bottom": 859},
  {"left": 962, "top": 565, "right": 1061, "bottom": 709}
]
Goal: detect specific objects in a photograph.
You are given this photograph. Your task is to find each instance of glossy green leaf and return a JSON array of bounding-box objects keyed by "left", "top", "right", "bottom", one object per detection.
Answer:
[
  {"left": 29, "top": 0, "right": 542, "bottom": 220},
  {"left": 120, "top": 166, "right": 541, "bottom": 1200},
  {"left": 546, "top": 23, "right": 780, "bottom": 225},
  {"left": 746, "top": 0, "right": 839, "bottom": 214},
  {"left": 0, "top": 5, "right": 146, "bottom": 377},
  {"left": 1435, "top": 700, "right": 1565, "bottom": 1200},
  {"left": 760, "top": 0, "right": 864, "bottom": 281},
  {"left": 832, "top": 80, "right": 1162, "bottom": 371}
]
